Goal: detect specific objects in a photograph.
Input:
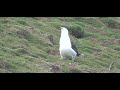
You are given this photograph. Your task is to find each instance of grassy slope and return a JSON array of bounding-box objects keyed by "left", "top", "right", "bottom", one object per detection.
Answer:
[{"left": 0, "top": 17, "right": 120, "bottom": 73}]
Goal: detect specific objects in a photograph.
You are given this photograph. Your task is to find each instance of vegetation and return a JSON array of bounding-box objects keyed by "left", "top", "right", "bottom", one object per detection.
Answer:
[{"left": 0, "top": 17, "right": 120, "bottom": 73}]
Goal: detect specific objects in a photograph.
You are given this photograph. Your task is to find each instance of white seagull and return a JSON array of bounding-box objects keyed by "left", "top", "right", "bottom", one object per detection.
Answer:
[{"left": 59, "top": 27, "right": 79, "bottom": 61}]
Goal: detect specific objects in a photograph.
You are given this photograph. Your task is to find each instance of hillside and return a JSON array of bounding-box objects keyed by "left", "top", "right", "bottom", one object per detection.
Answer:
[{"left": 0, "top": 17, "right": 120, "bottom": 73}]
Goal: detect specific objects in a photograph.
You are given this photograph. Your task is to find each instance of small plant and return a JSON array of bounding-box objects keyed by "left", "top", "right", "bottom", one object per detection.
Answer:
[
  {"left": 17, "top": 20, "right": 29, "bottom": 26},
  {"left": 66, "top": 24, "right": 85, "bottom": 38}
]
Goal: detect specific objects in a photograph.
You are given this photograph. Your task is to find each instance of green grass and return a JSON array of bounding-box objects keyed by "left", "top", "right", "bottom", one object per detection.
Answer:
[{"left": 0, "top": 17, "right": 120, "bottom": 73}]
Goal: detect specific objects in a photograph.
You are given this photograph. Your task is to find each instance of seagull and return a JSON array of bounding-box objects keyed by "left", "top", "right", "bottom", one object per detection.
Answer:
[{"left": 59, "top": 27, "right": 80, "bottom": 61}]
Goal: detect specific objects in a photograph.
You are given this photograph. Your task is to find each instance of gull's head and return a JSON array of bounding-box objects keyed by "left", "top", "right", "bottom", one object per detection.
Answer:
[{"left": 60, "top": 27, "right": 68, "bottom": 34}]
